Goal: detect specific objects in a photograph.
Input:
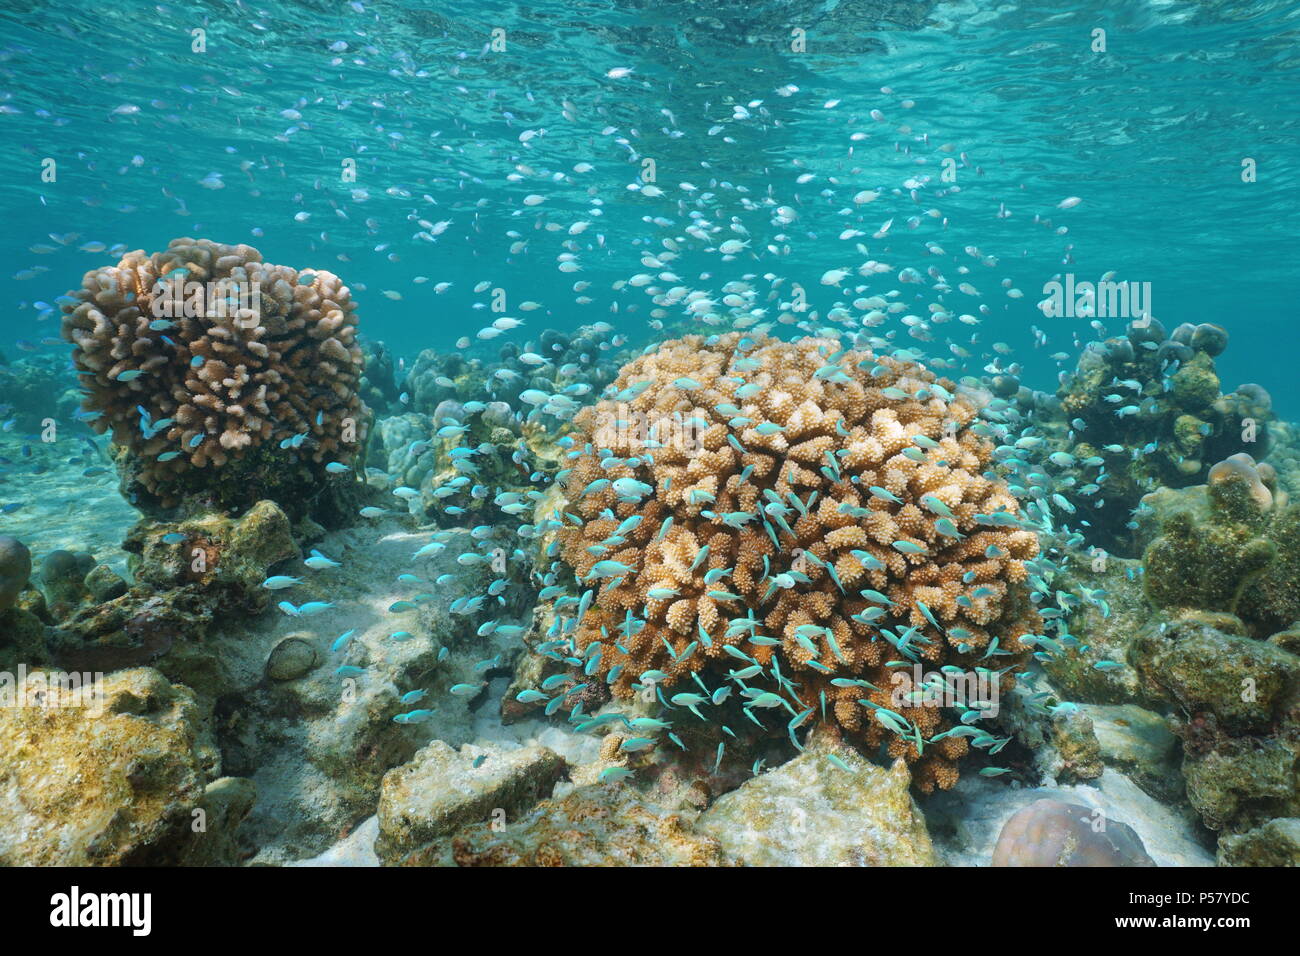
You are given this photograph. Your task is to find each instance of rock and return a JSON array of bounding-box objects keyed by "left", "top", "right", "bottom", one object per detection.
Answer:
[
  {"left": 992, "top": 798, "right": 1156, "bottom": 866},
  {"left": 1141, "top": 467, "right": 1300, "bottom": 638},
  {"left": 395, "top": 783, "right": 724, "bottom": 866},
  {"left": 1267, "top": 625, "right": 1300, "bottom": 656},
  {"left": 376, "top": 741, "right": 569, "bottom": 863},
  {"left": 265, "top": 636, "right": 319, "bottom": 681},
  {"left": 84, "top": 563, "right": 128, "bottom": 602},
  {"left": 1082, "top": 704, "right": 1182, "bottom": 802},
  {"left": 1000, "top": 681, "right": 1108, "bottom": 786},
  {"left": 1217, "top": 818, "right": 1300, "bottom": 866},
  {"left": 180, "top": 777, "right": 258, "bottom": 866},
  {"left": 126, "top": 499, "right": 297, "bottom": 613},
  {"left": 37, "top": 549, "right": 92, "bottom": 618},
  {"left": 1134, "top": 616, "right": 1300, "bottom": 734},
  {"left": 289, "top": 816, "right": 380, "bottom": 867},
  {"left": 1042, "top": 559, "right": 1153, "bottom": 705},
  {"left": 47, "top": 500, "right": 301, "bottom": 689},
  {"left": 0, "top": 535, "right": 31, "bottom": 611},
  {"left": 0, "top": 667, "right": 245, "bottom": 865},
  {"left": 1191, "top": 323, "right": 1229, "bottom": 357},
  {"left": 697, "top": 742, "right": 935, "bottom": 866},
  {"left": 14, "top": 586, "right": 50, "bottom": 623},
  {"left": 925, "top": 769, "right": 1214, "bottom": 866},
  {"left": 45, "top": 586, "right": 212, "bottom": 676},
  {"left": 1050, "top": 709, "right": 1104, "bottom": 782},
  {"left": 0, "top": 605, "right": 49, "bottom": 673},
  {"left": 499, "top": 606, "right": 564, "bottom": 725},
  {"left": 1181, "top": 735, "right": 1297, "bottom": 832}
]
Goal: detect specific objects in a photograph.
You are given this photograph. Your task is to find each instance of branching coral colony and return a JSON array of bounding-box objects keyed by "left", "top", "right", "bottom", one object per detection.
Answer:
[
  {"left": 537, "top": 333, "right": 1041, "bottom": 791},
  {"left": 61, "top": 238, "right": 368, "bottom": 514}
]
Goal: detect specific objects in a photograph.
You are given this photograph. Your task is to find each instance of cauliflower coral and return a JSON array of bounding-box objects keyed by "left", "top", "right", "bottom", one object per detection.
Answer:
[
  {"left": 548, "top": 333, "right": 1040, "bottom": 791},
  {"left": 61, "top": 238, "right": 368, "bottom": 512}
]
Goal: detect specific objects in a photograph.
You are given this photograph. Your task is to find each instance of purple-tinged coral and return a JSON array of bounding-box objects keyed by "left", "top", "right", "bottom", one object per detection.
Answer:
[{"left": 992, "top": 798, "right": 1155, "bottom": 866}]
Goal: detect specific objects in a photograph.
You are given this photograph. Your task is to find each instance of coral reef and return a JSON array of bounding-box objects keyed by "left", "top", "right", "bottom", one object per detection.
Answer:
[
  {"left": 60, "top": 238, "right": 369, "bottom": 518},
  {"left": 357, "top": 338, "right": 402, "bottom": 415},
  {"left": 1049, "top": 319, "right": 1271, "bottom": 555},
  {"left": 991, "top": 798, "right": 1155, "bottom": 866},
  {"left": 541, "top": 332, "right": 1041, "bottom": 791},
  {"left": 1039, "top": 557, "right": 1152, "bottom": 705},
  {"left": 404, "top": 322, "right": 624, "bottom": 423},
  {"left": 376, "top": 404, "right": 544, "bottom": 523}
]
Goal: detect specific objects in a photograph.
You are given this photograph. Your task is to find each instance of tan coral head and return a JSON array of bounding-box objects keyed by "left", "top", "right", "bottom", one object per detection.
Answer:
[{"left": 547, "top": 332, "right": 1041, "bottom": 792}]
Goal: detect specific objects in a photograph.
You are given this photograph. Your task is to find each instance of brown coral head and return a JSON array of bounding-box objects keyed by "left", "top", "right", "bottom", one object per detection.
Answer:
[
  {"left": 549, "top": 332, "right": 1041, "bottom": 792},
  {"left": 60, "top": 238, "right": 369, "bottom": 510}
]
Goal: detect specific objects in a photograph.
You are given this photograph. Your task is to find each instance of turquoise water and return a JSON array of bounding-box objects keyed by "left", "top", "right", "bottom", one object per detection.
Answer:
[
  {"left": 3, "top": 0, "right": 1300, "bottom": 870},
  {"left": 2, "top": 0, "right": 1297, "bottom": 413}
]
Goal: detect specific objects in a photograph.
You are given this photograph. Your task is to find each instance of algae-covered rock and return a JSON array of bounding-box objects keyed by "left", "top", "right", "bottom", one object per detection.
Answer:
[
  {"left": 376, "top": 741, "right": 569, "bottom": 863},
  {"left": 1142, "top": 457, "right": 1300, "bottom": 638},
  {"left": 395, "top": 782, "right": 725, "bottom": 867},
  {"left": 45, "top": 500, "right": 301, "bottom": 690},
  {"left": 0, "top": 605, "right": 50, "bottom": 672},
  {"left": 1181, "top": 734, "right": 1297, "bottom": 833},
  {"left": 697, "top": 741, "right": 935, "bottom": 866},
  {"left": 1133, "top": 615, "right": 1300, "bottom": 735},
  {"left": 1268, "top": 625, "right": 1300, "bottom": 656},
  {"left": 83, "top": 563, "right": 129, "bottom": 602},
  {"left": 126, "top": 499, "right": 297, "bottom": 613},
  {"left": 45, "top": 586, "right": 213, "bottom": 676},
  {"left": 1041, "top": 558, "right": 1154, "bottom": 705},
  {"left": 1217, "top": 817, "right": 1300, "bottom": 866},
  {"left": 1048, "top": 709, "right": 1104, "bottom": 783},
  {"left": 992, "top": 798, "right": 1156, "bottom": 866},
  {"left": 181, "top": 777, "right": 258, "bottom": 866},
  {"left": 37, "top": 548, "right": 94, "bottom": 619},
  {"left": 0, "top": 667, "right": 250, "bottom": 865}
]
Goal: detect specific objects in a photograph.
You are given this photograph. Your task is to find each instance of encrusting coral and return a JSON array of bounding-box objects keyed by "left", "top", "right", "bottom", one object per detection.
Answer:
[
  {"left": 60, "top": 238, "right": 369, "bottom": 514},
  {"left": 543, "top": 333, "right": 1041, "bottom": 791}
]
